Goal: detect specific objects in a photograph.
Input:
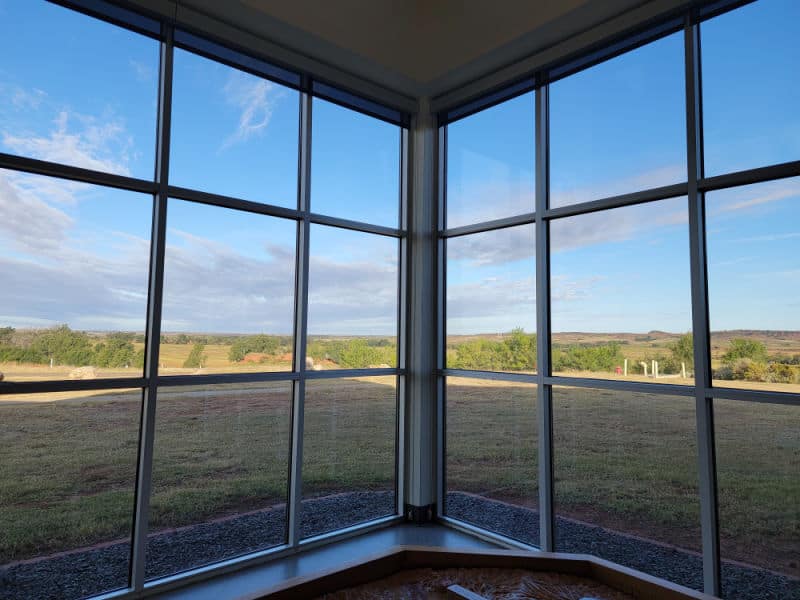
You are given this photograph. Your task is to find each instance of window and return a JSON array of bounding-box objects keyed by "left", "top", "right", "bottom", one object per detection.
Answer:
[
  {"left": 445, "top": 378, "right": 538, "bottom": 545},
  {"left": 549, "top": 198, "right": 693, "bottom": 383},
  {"left": 311, "top": 98, "right": 400, "bottom": 227},
  {"left": 0, "top": 1, "right": 158, "bottom": 178},
  {"left": 706, "top": 178, "right": 800, "bottom": 391},
  {"left": 147, "top": 382, "right": 292, "bottom": 579},
  {"left": 440, "top": 3, "right": 800, "bottom": 598},
  {"left": 446, "top": 225, "right": 536, "bottom": 372},
  {"left": 0, "top": 3, "right": 404, "bottom": 596},
  {"left": 553, "top": 386, "right": 702, "bottom": 590},
  {"left": 714, "top": 398, "right": 800, "bottom": 597},
  {"left": 170, "top": 49, "right": 299, "bottom": 207},
  {"left": 446, "top": 92, "right": 535, "bottom": 228},
  {"left": 549, "top": 32, "right": 685, "bottom": 208},
  {"left": 307, "top": 225, "right": 399, "bottom": 370},
  {"left": 301, "top": 376, "right": 397, "bottom": 538},
  {"left": 701, "top": 0, "right": 800, "bottom": 175},
  {"left": 160, "top": 200, "right": 297, "bottom": 375}
]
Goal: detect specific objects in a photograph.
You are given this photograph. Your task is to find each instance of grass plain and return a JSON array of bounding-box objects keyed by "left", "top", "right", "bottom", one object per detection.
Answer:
[{"left": 0, "top": 334, "right": 797, "bottom": 582}]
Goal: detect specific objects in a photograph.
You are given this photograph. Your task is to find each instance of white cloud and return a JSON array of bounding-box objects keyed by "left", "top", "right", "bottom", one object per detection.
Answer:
[
  {"left": 2, "top": 110, "right": 132, "bottom": 175},
  {"left": 550, "top": 164, "right": 686, "bottom": 208},
  {"left": 220, "top": 72, "right": 282, "bottom": 150},
  {"left": 710, "top": 178, "right": 800, "bottom": 214},
  {"left": 129, "top": 59, "right": 154, "bottom": 83}
]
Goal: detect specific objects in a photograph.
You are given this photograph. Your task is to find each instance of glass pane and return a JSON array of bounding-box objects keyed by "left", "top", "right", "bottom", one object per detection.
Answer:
[
  {"left": 715, "top": 399, "right": 800, "bottom": 599},
  {"left": 446, "top": 225, "right": 536, "bottom": 372},
  {"left": 160, "top": 199, "right": 296, "bottom": 375},
  {"left": 0, "top": 1, "right": 158, "bottom": 178},
  {"left": 706, "top": 179, "right": 800, "bottom": 392},
  {"left": 446, "top": 92, "right": 535, "bottom": 228},
  {"left": 0, "top": 169, "right": 151, "bottom": 382},
  {"left": 146, "top": 382, "right": 291, "bottom": 580},
  {"left": 301, "top": 376, "right": 397, "bottom": 538},
  {"left": 0, "top": 389, "right": 141, "bottom": 598},
  {"left": 550, "top": 198, "right": 693, "bottom": 383},
  {"left": 306, "top": 225, "right": 398, "bottom": 370},
  {"left": 553, "top": 386, "right": 701, "bottom": 590},
  {"left": 549, "top": 33, "right": 686, "bottom": 208},
  {"left": 445, "top": 377, "right": 538, "bottom": 545},
  {"left": 702, "top": 0, "right": 800, "bottom": 175},
  {"left": 170, "top": 48, "right": 299, "bottom": 207},
  {"left": 310, "top": 98, "right": 399, "bottom": 227}
]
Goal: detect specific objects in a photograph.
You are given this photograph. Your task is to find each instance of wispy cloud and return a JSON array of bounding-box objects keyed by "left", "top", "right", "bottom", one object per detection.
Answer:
[
  {"left": 129, "top": 59, "right": 154, "bottom": 83},
  {"left": 709, "top": 178, "right": 800, "bottom": 214},
  {"left": 2, "top": 110, "right": 132, "bottom": 175},
  {"left": 732, "top": 232, "right": 800, "bottom": 243},
  {"left": 220, "top": 71, "right": 282, "bottom": 150}
]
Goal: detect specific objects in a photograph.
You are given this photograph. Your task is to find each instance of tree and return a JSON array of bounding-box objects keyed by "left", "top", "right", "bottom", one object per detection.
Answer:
[
  {"left": 31, "top": 325, "right": 94, "bottom": 366},
  {"left": 670, "top": 332, "right": 693, "bottom": 366},
  {"left": 93, "top": 332, "right": 136, "bottom": 368},
  {"left": 0, "top": 326, "right": 14, "bottom": 345},
  {"left": 183, "top": 343, "right": 207, "bottom": 368},
  {"left": 722, "top": 338, "right": 767, "bottom": 364}
]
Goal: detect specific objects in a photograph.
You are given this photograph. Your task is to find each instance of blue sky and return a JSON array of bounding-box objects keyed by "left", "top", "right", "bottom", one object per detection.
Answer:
[
  {"left": 0, "top": 0, "right": 797, "bottom": 337},
  {"left": 446, "top": 0, "right": 799, "bottom": 335}
]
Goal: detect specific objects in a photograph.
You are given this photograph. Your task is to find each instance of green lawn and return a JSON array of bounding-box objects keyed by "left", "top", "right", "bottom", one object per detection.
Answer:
[{"left": 0, "top": 377, "right": 797, "bottom": 579}]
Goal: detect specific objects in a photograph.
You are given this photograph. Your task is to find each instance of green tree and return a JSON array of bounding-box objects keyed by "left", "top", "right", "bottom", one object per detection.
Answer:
[
  {"left": 723, "top": 338, "right": 767, "bottom": 364},
  {"left": 31, "top": 325, "right": 94, "bottom": 366},
  {"left": 228, "top": 334, "right": 282, "bottom": 362},
  {"left": 670, "top": 332, "right": 693, "bottom": 366},
  {"left": 0, "top": 326, "right": 14, "bottom": 345},
  {"left": 93, "top": 332, "right": 136, "bottom": 368},
  {"left": 183, "top": 343, "right": 207, "bottom": 368}
]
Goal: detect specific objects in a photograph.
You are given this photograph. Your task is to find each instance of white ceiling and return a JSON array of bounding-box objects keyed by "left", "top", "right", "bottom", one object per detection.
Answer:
[{"left": 177, "top": 0, "right": 656, "bottom": 97}]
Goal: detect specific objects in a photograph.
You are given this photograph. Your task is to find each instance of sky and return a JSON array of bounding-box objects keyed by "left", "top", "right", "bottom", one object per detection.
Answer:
[
  {"left": 446, "top": 0, "right": 799, "bottom": 335},
  {"left": 0, "top": 0, "right": 797, "bottom": 337}
]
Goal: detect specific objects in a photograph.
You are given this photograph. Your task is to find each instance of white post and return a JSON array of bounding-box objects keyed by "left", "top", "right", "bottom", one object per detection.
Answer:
[
  {"left": 640, "top": 361, "right": 648, "bottom": 377},
  {"left": 623, "top": 358, "right": 628, "bottom": 376},
  {"left": 652, "top": 359, "right": 657, "bottom": 378},
  {"left": 682, "top": 361, "right": 687, "bottom": 379},
  {"left": 654, "top": 360, "right": 659, "bottom": 378}
]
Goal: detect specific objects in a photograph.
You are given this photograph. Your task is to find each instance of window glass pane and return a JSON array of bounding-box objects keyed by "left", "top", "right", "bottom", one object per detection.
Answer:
[
  {"left": 706, "top": 179, "right": 800, "bottom": 391},
  {"left": 311, "top": 98, "right": 399, "bottom": 226},
  {"left": 553, "top": 386, "right": 701, "bottom": 590},
  {"left": 146, "top": 382, "right": 291, "bottom": 580},
  {"left": 0, "top": 169, "right": 151, "bottom": 382},
  {"left": 301, "top": 376, "right": 397, "bottom": 538},
  {"left": 550, "top": 198, "right": 693, "bottom": 383},
  {"left": 702, "top": 0, "right": 800, "bottom": 176},
  {"left": 0, "top": 1, "right": 158, "bottom": 178},
  {"left": 446, "top": 225, "right": 536, "bottom": 372},
  {"left": 715, "top": 399, "right": 800, "bottom": 599},
  {"left": 445, "top": 377, "right": 538, "bottom": 546},
  {"left": 0, "top": 389, "right": 141, "bottom": 598},
  {"left": 170, "top": 49, "right": 299, "bottom": 207},
  {"left": 160, "top": 199, "right": 296, "bottom": 375},
  {"left": 549, "top": 33, "right": 686, "bottom": 208},
  {"left": 446, "top": 92, "right": 535, "bottom": 228},
  {"left": 306, "top": 225, "right": 398, "bottom": 370}
]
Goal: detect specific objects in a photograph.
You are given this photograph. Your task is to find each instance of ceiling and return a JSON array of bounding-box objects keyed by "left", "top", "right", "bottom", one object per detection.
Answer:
[{"left": 177, "top": 0, "right": 656, "bottom": 98}]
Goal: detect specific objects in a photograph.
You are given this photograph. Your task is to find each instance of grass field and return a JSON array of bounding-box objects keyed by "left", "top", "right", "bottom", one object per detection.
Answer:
[{"left": 0, "top": 333, "right": 798, "bottom": 582}]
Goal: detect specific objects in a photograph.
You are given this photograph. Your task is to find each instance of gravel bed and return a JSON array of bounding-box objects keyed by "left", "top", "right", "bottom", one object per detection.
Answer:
[
  {"left": 0, "top": 491, "right": 395, "bottom": 600},
  {"left": 446, "top": 492, "right": 800, "bottom": 600},
  {"left": 3, "top": 490, "right": 796, "bottom": 600}
]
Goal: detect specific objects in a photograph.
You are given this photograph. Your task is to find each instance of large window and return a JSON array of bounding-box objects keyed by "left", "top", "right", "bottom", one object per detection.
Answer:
[
  {"left": 0, "top": 2, "right": 405, "bottom": 598},
  {"left": 440, "top": 2, "right": 800, "bottom": 598}
]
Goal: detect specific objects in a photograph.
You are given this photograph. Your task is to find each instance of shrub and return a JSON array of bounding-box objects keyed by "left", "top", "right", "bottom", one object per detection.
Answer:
[
  {"left": 183, "top": 343, "right": 207, "bottom": 368},
  {"left": 722, "top": 338, "right": 767, "bottom": 364}
]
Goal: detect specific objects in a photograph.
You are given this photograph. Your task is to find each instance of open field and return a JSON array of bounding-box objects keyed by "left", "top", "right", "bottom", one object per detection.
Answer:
[{"left": 1, "top": 376, "right": 796, "bottom": 583}]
